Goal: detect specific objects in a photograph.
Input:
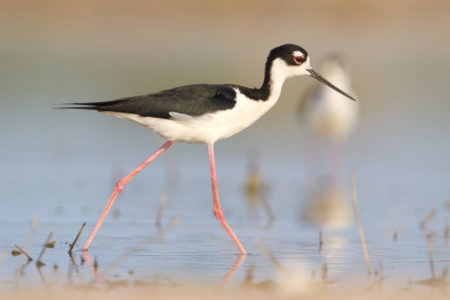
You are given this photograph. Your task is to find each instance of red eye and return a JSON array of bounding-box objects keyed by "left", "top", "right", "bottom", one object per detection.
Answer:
[{"left": 294, "top": 56, "right": 305, "bottom": 64}]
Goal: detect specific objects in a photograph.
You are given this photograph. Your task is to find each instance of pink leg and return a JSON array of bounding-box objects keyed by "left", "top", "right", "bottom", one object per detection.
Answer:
[
  {"left": 82, "top": 140, "right": 173, "bottom": 251},
  {"left": 207, "top": 144, "right": 247, "bottom": 254}
]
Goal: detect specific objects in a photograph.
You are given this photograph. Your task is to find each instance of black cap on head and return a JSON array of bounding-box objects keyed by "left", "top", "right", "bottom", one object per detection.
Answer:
[{"left": 268, "top": 44, "right": 308, "bottom": 66}]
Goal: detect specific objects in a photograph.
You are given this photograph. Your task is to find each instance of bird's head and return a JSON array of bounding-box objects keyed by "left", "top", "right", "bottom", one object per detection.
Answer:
[{"left": 267, "top": 44, "right": 356, "bottom": 101}]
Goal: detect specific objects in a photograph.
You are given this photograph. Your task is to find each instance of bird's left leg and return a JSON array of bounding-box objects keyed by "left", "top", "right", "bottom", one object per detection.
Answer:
[{"left": 82, "top": 140, "right": 173, "bottom": 251}]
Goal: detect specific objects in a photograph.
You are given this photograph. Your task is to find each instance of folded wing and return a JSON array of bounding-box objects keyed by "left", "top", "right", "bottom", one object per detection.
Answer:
[{"left": 68, "top": 84, "right": 237, "bottom": 119}]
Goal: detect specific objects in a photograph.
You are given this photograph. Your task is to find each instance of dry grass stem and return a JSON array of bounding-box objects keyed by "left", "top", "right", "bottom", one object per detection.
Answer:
[
  {"left": 36, "top": 232, "right": 53, "bottom": 267},
  {"left": 44, "top": 241, "right": 56, "bottom": 248},
  {"left": 319, "top": 231, "right": 323, "bottom": 253},
  {"left": 420, "top": 210, "right": 436, "bottom": 230},
  {"left": 68, "top": 222, "right": 86, "bottom": 254},
  {"left": 14, "top": 244, "right": 33, "bottom": 262},
  {"left": 155, "top": 194, "right": 167, "bottom": 228},
  {"left": 351, "top": 170, "right": 371, "bottom": 274},
  {"left": 426, "top": 233, "right": 436, "bottom": 279}
]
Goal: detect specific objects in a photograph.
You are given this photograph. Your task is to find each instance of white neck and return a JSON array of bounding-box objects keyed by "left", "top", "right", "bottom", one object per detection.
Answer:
[{"left": 267, "top": 58, "right": 290, "bottom": 102}]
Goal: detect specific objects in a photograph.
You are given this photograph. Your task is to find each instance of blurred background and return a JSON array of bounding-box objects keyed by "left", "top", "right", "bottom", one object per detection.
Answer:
[{"left": 0, "top": 0, "right": 449, "bottom": 285}]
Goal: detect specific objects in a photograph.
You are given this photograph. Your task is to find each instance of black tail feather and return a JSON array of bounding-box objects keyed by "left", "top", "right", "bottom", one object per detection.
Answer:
[
  {"left": 57, "top": 96, "right": 137, "bottom": 111},
  {"left": 54, "top": 105, "right": 99, "bottom": 110}
]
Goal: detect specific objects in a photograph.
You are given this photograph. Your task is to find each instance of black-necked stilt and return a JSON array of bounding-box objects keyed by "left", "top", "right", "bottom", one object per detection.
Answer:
[{"left": 66, "top": 44, "right": 355, "bottom": 254}]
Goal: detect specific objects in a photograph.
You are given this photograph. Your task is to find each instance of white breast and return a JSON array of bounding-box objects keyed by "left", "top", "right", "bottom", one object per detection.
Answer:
[
  {"left": 307, "top": 88, "right": 359, "bottom": 137},
  {"left": 105, "top": 88, "right": 279, "bottom": 144}
]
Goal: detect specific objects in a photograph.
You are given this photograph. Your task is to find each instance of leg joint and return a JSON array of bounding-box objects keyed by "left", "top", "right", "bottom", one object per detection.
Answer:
[
  {"left": 115, "top": 179, "right": 126, "bottom": 192},
  {"left": 214, "top": 208, "right": 224, "bottom": 220}
]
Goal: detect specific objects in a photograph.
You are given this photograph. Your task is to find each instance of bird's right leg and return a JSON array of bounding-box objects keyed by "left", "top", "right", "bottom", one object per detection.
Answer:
[
  {"left": 82, "top": 140, "right": 173, "bottom": 251},
  {"left": 207, "top": 143, "right": 247, "bottom": 254}
]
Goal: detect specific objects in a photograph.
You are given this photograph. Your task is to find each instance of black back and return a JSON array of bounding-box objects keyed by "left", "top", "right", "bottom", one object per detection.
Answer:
[{"left": 71, "top": 84, "right": 237, "bottom": 119}]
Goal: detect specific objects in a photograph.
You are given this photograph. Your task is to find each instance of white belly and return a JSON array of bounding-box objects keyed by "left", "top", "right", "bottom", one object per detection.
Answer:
[
  {"left": 105, "top": 89, "right": 278, "bottom": 144},
  {"left": 307, "top": 89, "right": 359, "bottom": 138}
]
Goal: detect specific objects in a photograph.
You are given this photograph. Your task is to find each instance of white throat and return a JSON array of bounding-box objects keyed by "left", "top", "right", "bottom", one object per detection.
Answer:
[
  {"left": 267, "top": 57, "right": 310, "bottom": 102},
  {"left": 267, "top": 58, "right": 290, "bottom": 102}
]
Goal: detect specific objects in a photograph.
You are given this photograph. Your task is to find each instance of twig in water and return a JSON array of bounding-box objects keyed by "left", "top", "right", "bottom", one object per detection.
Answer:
[
  {"left": 426, "top": 233, "right": 436, "bottom": 279},
  {"left": 243, "top": 264, "right": 255, "bottom": 286},
  {"left": 67, "top": 253, "right": 88, "bottom": 285},
  {"left": 420, "top": 210, "right": 436, "bottom": 230},
  {"left": 444, "top": 219, "right": 449, "bottom": 246},
  {"left": 13, "top": 216, "right": 39, "bottom": 279},
  {"left": 321, "top": 263, "right": 328, "bottom": 282},
  {"left": 260, "top": 194, "right": 275, "bottom": 229},
  {"left": 16, "top": 260, "right": 32, "bottom": 277},
  {"left": 36, "top": 259, "right": 45, "bottom": 269},
  {"left": 94, "top": 256, "right": 98, "bottom": 273},
  {"left": 318, "top": 231, "right": 323, "bottom": 253},
  {"left": 351, "top": 170, "right": 371, "bottom": 274},
  {"left": 155, "top": 194, "right": 167, "bottom": 229},
  {"left": 24, "top": 215, "right": 40, "bottom": 251},
  {"left": 14, "top": 244, "right": 33, "bottom": 262},
  {"left": 36, "top": 264, "right": 47, "bottom": 284},
  {"left": 36, "top": 232, "right": 53, "bottom": 267},
  {"left": 44, "top": 241, "right": 56, "bottom": 248},
  {"left": 68, "top": 222, "right": 86, "bottom": 254}
]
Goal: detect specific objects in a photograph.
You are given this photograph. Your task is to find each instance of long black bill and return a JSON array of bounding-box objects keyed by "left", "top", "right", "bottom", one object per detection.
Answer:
[{"left": 307, "top": 69, "right": 356, "bottom": 101}]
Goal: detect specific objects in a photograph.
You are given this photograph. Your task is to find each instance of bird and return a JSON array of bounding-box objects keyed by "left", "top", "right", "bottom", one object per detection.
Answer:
[
  {"left": 300, "top": 55, "right": 359, "bottom": 185},
  {"left": 65, "top": 44, "right": 356, "bottom": 254}
]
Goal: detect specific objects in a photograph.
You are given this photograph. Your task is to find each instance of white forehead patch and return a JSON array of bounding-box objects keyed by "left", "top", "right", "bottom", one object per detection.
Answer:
[{"left": 293, "top": 50, "right": 304, "bottom": 57}]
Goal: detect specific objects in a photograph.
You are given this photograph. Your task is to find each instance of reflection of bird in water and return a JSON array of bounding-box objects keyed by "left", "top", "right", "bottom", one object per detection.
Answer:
[
  {"left": 300, "top": 55, "right": 359, "bottom": 185},
  {"left": 302, "top": 175, "right": 352, "bottom": 279},
  {"left": 302, "top": 175, "right": 351, "bottom": 229},
  {"left": 244, "top": 153, "right": 274, "bottom": 229}
]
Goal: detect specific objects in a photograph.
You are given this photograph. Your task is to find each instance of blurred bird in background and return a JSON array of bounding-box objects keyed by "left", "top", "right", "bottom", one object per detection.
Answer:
[{"left": 299, "top": 55, "right": 359, "bottom": 229}]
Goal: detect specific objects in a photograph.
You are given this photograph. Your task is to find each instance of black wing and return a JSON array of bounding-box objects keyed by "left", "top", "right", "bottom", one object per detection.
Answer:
[{"left": 68, "top": 84, "right": 237, "bottom": 119}]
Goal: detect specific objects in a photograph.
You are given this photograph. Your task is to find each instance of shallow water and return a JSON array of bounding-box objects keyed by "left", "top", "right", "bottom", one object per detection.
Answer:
[{"left": 1, "top": 145, "right": 448, "bottom": 289}]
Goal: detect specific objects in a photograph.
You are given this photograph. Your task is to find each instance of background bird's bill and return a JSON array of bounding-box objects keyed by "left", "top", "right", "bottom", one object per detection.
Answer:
[{"left": 307, "top": 69, "right": 356, "bottom": 101}]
